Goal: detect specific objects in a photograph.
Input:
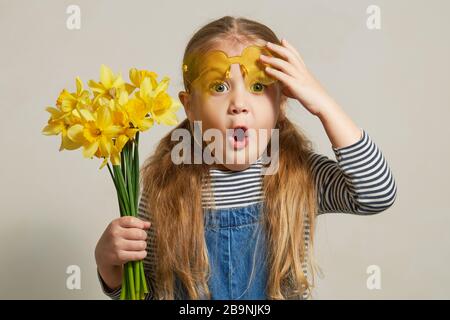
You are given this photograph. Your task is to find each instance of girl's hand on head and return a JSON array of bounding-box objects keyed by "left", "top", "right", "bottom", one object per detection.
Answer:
[
  {"left": 95, "top": 216, "right": 151, "bottom": 269},
  {"left": 260, "top": 38, "right": 336, "bottom": 117}
]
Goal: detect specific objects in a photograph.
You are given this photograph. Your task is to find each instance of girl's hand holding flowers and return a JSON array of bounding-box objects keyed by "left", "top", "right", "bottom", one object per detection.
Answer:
[{"left": 95, "top": 216, "right": 151, "bottom": 291}]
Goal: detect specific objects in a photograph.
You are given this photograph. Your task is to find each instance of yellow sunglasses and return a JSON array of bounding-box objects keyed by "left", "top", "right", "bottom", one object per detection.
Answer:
[{"left": 182, "top": 45, "right": 279, "bottom": 94}]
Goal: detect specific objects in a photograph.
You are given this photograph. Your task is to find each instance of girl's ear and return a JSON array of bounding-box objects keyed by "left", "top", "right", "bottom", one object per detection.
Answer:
[{"left": 179, "top": 91, "right": 193, "bottom": 121}]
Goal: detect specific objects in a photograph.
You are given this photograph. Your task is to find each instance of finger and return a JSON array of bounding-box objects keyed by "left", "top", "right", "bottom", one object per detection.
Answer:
[
  {"left": 265, "top": 41, "right": 303, "bottom": 70},
  {"left": 119, "top": 216, "right": 150, "bottom": 229},
  {"left": 265, "top": 66, "right": 295, "bottom": 88},
  {"left": 260, "top": 55, "right": 299, "bottom": 78},
  {"left": 117, "top": 250, "right": 147, "bottom": 263},
  {"left": 281, "top": 38, "right": 306, "bottom": 66},
  {"left": 142, "top": 221, "right": 151, "bottom": 229},
  {"left": 121, "top": 227, "right": 148, "bottom": 241},
  {"left": 121, "top": 239, "right": 147, "bottom": 252}
]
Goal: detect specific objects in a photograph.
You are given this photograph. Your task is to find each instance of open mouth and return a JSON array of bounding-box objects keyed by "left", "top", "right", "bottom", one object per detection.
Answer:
[{"left": 229, "top": 125, "right": 249, "bottom": 150}]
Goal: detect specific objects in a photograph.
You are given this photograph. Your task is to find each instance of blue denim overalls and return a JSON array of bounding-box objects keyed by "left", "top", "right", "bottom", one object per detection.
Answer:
[{"left": 174, "top": 201, "right": 268, "bottom": 300}]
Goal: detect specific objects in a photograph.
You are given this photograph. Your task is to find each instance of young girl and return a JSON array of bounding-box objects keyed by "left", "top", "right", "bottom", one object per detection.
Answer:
[{"left": 95, "top": 16, "right": 397, "bottom": 300}]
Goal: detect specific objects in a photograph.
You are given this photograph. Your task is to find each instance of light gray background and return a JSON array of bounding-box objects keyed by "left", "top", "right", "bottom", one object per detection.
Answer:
[{"left": 0, "top": 0, "right": 448, "bottom": 299}]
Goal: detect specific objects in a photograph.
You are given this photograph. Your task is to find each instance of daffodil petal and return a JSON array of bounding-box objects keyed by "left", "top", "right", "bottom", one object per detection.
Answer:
[
  {"left": 99, "top": 158, "right": 109, "bottom": 170},
  {"left": 99, "top": 135, "right": 112, "bottom": 157},
  {"left": 61, "top": 132, "right": 83, "bottom": 150},
  {"left": 152, "top": 76, "right": 169, "bottom": 97},
  {"left": 96, "top": 105, "right": 112, "bottom": 130},
  {"left": 42, "top": 123, "right": 64, "bottom": 135},
  {"left": 153, "top": 110, "right": 178, "bottom": 126},
  {"left": 140, "top": 77, "right": 152, "bottom": 97},
  {"left": 45, "top": 107, "right": 64, "bottom": 119},
  {"left": 88, "top": 80, "right": 105, "bottom": 94},
  {"left": 83, "top": 141, "right": 99, "bottom": 158},
  {"left": 118, "top": 90, "right": 128, "bottom": 106},
  {"left": 100, "top": 64, "right": 113, "bottom": 87},
  {"left": 111, "top": 151, "right": 121, "bottom": 166},
  {"left": 125, "top": 128, "right": 139, "bottom": 139},
  {"left": 112, "top": 74, "right": 124, "bottom": 88},
  {"left": 139, "top": 118, "right": 154, "bottom": 131},
  {"left": 76, "top": 77, "right": 83, "bottom": 95},
  {"left": 78, "top": 108, "right": 95, "bottom": 122},
  {"left": 124, "top": 83, "right": 135, "bottom": 95},
  {"left": 103, "top": 125, "right": 122, "bottom": 137},
  {"left": 67, "top": 124, "right": 86, "bottom": 143},
  {"left": 116, "top": 135, "right": 129, "bottom": 152}
]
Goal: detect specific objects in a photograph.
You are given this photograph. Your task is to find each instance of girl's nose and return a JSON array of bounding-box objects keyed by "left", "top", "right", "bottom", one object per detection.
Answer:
[
  {"left": 230, "top": 104, "right": 248, "bottom": 114},
  {"left": 227, "top": 64, "right": 249, "bottom": 114},
  {"left": 229, "top": 86, "right": 249, "bottom": 114}
]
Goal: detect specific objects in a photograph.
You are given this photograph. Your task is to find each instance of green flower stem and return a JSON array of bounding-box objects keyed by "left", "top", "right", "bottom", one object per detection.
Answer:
[
  {"left": 117, "top": 194, "right": 126, "bottom": 217},
  {"left": 126, "top": 262, "right": 136, "bottom": 300},
  {"left": 120, "top": 267, "right": 127, "bottom": 300},
  {"left": 121, "top": 146, "right": 127, "bottom": 184},
  {"left": 110, "top": 135, "right": 146, "bottom": 299},
  {"left": 134, "top": 133, "right": 140, "bottom": 206},
  {"left": 134, "top": 260, "right": 140, "bottom": 298},
  {"left": 113, "top": 165, "right": 131, "bottom": 215},
  {"left": 107, "top": 163, "right": 126, "bottom": 217},
  {"left": 126, "top": 142, "right": 136, "bottom": 217},
  {"left": 140, "top": 260, "right": 149, "bottom": 293},
  {"left": 130, "top": 142, "right": 136, "bottom": 208}
]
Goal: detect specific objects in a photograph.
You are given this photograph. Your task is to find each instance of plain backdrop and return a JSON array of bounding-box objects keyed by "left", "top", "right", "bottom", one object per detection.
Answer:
[{"left": 0, "top": 0, "right": 449, "bottom": 299}]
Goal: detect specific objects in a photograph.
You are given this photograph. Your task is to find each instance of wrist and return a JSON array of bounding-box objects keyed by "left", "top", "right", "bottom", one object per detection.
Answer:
[
  {"left": 97, "top": 264, "right": 123, "bottom": 291},
  {"left": 316, "top": 99, "right": 342, "bottom": 122}
]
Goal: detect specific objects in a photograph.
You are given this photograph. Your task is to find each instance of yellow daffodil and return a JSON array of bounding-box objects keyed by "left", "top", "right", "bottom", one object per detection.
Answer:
[
  {"left": 124, "top": 98, "right": 154, "bottom": 132},
  {"left": 42, "top": 107, "right": 85, "bottom": 151},
  {"left": 111, "top": 102, "right": 139, "bottom": 154},
  {"left": 129, "top": 68, "right": 158, "bottom": 89},
  {"left": 67, "top": 104, "right": 122, "bottom": 159},
  {"left": 137, "top": 77, "right": 181, "bottom": 126},
  {"left": 151, "top": 90, "right": 181, "bottom": 126},
  {"left": 88, "top": 64, "right": 130, "bottom": 102},
  {"left": 58, "top": 77, "right": 91, "bottom": 115},
  {"left": 105, "top": 91, "right": 140, "bottom": 151},
  {"left": 97, "top": 143, "right": 122, "bottom": 169},
  {"left": 42, "top": 106, "right": 66, "bottom": 134}
]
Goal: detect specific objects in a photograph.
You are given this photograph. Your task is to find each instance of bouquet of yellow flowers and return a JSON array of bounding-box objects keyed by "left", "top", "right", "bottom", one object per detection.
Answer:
[{"left": 42, "top": 65, "right": 181, "bottom": 299}]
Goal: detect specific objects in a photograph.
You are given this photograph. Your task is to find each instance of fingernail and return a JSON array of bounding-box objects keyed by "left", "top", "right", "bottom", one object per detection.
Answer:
[{"left": 266, "top": 41, "right": 272, "bottom": 47}]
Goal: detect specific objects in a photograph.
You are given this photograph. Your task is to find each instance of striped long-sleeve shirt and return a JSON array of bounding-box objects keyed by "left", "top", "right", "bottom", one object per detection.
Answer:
[{"left": 98, "top": 128, "right": 397, "bottom": 299}]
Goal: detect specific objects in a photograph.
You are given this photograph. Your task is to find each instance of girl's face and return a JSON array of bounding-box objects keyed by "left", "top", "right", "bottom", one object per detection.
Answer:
[{"left": 179, "top": 41, "right": 283, "bottom": 171}]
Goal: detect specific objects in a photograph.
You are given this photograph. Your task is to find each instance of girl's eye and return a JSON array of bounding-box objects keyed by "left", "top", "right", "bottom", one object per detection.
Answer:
[
  {"left": 210, "top": 81, "right": 229, "bottom": 93},
  {"left": 208, "top": 81, "right": 266, "bottom": 94},
  {"left": 251, "top": 82, "right": 266, "bottom": 93}
]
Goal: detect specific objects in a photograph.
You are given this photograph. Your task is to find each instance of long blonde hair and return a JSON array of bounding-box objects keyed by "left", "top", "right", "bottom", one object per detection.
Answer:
[{"left": 140, "top": 16, "right": 319, "bottom": 300}]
